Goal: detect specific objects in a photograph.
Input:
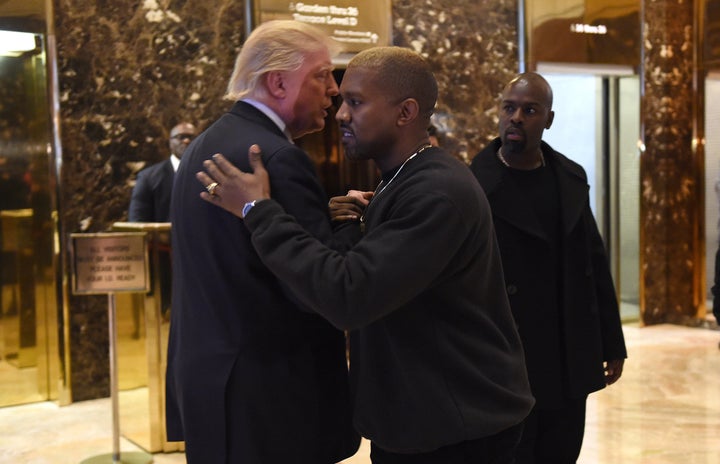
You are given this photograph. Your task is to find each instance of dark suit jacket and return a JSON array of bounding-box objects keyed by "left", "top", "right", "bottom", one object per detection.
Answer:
[
  {"left": 166, "top": 101, "right": 359, "bottom": 463},
  {"left": 128, "top": 159, "right": 174, "bottom": 222},
  {"left": 471, "top": 138, "right": 627, "bottom": 407},
  {"left": 713, "top": 249, "right": 720, "bottom": 322}
]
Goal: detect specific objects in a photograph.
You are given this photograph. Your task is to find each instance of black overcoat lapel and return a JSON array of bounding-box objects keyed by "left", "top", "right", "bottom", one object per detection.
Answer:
[
  {"left": 472, "top": 141, "right": 547, "bottom": 242},
  {"left": 472, "top": 140, "right": 591, "bottom": 241},
  {"left": 549, "top": 144, "right": 590, "bottom": 238}
]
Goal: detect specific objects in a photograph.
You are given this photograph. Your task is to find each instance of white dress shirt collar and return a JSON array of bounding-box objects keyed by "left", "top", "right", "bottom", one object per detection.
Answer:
[
  {"left": 242, "top": 98, "right": 294, "bottom": 142},
  {"left": 170, "top": 154, "right": 181, "bottom": 172}
]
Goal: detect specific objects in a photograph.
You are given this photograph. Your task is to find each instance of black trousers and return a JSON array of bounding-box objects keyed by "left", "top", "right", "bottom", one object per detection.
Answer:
[
  {"left": 515, "top": 396, "right": 587, "bottom": 464},
  {"left": 370, "top": 422, "right": 524, "bottom": 464}
]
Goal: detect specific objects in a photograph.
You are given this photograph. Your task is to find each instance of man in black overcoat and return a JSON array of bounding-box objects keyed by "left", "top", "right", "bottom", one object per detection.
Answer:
[{"left": 470, "top": 72, "right": 627, "bottom": 464}]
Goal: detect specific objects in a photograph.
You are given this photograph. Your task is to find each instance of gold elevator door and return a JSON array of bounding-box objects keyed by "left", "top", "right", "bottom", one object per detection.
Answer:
[{"left": 0, "top": 27, "right": 61, "bottom": 407}]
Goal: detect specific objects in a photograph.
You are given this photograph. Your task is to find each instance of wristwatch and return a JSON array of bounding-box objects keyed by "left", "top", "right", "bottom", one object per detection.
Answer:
[{"left": 242, "top": 200, "right": 259, "bottom": 218}]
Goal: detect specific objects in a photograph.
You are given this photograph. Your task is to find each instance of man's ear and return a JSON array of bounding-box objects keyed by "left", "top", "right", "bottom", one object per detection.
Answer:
[
  {"left": 265, "top": 71, "right": 286, "bottom": 98},
  {"left": 397, "top": 98, "right": 420, "bottom": 127},
  {"left": 545, "top": 110, "right": 555, "bottom": 130}
]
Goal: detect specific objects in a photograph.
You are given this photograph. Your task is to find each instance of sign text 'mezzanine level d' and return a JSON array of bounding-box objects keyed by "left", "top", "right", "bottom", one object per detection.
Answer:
[{"left": 71, "top": 232, "right": 149, "bottom": 295}]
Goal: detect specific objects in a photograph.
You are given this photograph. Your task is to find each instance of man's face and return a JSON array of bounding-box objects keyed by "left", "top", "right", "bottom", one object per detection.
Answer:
[
  {"left": 335, "top": 66, "right": 399, "bottom": 162},
  {"left": 282, "top": 48, "right": 338, "bottom": 139},
  {"left": 169, "top": 122, "right": 197, "bottom": 159},
  {"left": 498, "top": 80, "right": 553, "bottom": 155}
]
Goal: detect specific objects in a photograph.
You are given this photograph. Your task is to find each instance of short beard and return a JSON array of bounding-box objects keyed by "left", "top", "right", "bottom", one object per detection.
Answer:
[{"left": 341, "top": 144, "right": 360, "bottom": 162}]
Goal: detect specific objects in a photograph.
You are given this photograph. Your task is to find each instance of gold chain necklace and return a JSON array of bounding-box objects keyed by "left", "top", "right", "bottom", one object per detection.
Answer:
[
  {"left": 496, "top": 147, "right": 545, "bottom": 169},
  {"left": 360, "top": 143, "right": 433, "bottom": 232}
]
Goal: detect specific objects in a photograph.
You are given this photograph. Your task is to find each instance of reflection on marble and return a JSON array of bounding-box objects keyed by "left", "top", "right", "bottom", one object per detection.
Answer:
[
  {"left": 0, "top": 398, "right": 184, "bottom": 464},
  {"left": 0, "top": 324, "right": 718, "bottom": 463},
  {"left": 0, "top": 347, "right": 44, "bottom": 406},
  {"left": 580, "top": 324, "right": 720, "bottom": 463}
]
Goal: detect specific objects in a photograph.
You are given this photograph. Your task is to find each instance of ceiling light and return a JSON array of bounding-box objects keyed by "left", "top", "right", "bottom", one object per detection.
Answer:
[{"left": 0, "top": 31, "right": 38, "bottom": 56}]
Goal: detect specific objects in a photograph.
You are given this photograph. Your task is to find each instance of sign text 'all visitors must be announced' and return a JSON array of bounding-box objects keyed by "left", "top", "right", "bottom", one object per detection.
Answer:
[{"left": 71, "top": 232, "right": 149, "bottom": 295}]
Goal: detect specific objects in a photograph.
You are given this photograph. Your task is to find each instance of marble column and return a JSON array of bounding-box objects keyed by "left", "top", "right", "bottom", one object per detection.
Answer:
[{"left": 641, "top": 0, "right": 702, "bottom": 325}]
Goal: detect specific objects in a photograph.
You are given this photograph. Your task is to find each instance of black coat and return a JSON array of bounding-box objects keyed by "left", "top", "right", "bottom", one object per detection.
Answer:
[
  {"left": 471, "top": 138, "right": 627, "bottom": 406},
  {"left": 711, "top": 248, "right": 720, "bottom": 323},
  {"left": 128, "top": 159, "right": 174, "bottom": 222},
  {"left": 166, "top": 101, "right": 359, "bottom": 463}
]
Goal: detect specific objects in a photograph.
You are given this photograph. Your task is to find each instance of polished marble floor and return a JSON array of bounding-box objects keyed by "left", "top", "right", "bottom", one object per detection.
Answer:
[{"left": 0, "top": 323, "right": 718, "bottom": 464}]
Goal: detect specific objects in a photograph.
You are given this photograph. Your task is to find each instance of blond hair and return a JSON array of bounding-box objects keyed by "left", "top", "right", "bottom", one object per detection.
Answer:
[{"left": 225, "top": 20, "right": 339, "bottom": 101}]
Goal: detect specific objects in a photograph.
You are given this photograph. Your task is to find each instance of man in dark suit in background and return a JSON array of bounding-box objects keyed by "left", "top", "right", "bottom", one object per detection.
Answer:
[
  {"left": 129, "top": 121, "right": 197, "bottom": 223},
  {"left": 128, "top": 121, "right": 196, "bottom": 320},
  {"left": 165, "top": 20, "right": 359, "bottom": 463},
  {"left": 470, "top": 72, "right": 627, "bottom": 464},
  {"left": 710, "top": 245, "right": 720, "bottom": 347}
]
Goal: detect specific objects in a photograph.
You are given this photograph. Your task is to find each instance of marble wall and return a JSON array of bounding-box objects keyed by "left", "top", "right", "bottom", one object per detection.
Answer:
[
  {"left": 55, "top": 0, "right": 245, "bottom": 401},
  {"left": 54, "top": 0, "right": 518, "bottom": 400},
  {"left": 392, "top": 0, "right": 519, "bottom": 162}
]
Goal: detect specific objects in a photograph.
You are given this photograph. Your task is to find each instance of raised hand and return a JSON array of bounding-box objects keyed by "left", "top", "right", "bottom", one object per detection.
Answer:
[
  {"left": 329, "top": 190, "right": 373, "bottom": 222},
  {"left": 197, "top": 144, "right": 271, "bottom": 218}
]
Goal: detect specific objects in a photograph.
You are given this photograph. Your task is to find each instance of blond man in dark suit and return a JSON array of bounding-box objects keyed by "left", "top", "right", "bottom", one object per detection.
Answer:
[{"left": 166, "top": 21, "right": 359, "bottom": 463}]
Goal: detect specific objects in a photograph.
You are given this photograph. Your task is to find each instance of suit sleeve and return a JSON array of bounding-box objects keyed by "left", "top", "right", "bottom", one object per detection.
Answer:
[
  {"left": 712, "top": 247, "right": 720, "bottom": 322},
  {"left": 244, "top": 190, "right": 472, "bottom": 330},
  {"left": 128, "top": 170, "right": 154, "bottom": 222}
]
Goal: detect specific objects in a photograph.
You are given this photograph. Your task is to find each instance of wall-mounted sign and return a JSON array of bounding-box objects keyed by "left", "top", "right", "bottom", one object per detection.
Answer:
[
  {"left": 71, "top": 232, "right": 149, "bottom": 295},
  {"left": 526, "top": 0, "right": 640, "bottom": 70},
  {"left": 254, "top": 0, "right": 391, "bottom": 59}
]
